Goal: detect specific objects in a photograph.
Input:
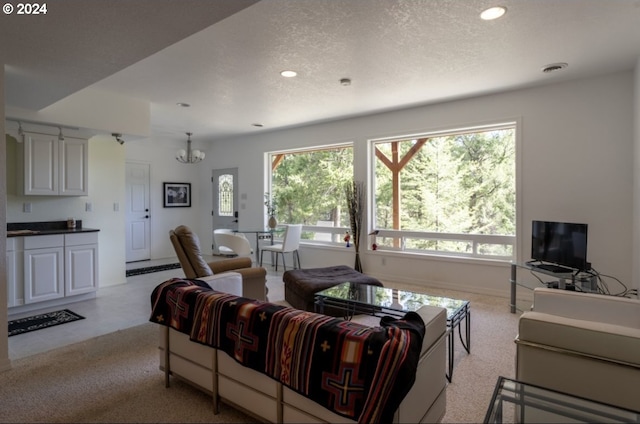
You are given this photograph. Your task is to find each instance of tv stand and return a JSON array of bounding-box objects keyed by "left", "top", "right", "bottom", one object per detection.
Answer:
[
  {"left": 527, "top": 261, "right": 574, "bottom": 274},
  {"left": 510, "top": 262, "right": 598, "bottom": 313}
]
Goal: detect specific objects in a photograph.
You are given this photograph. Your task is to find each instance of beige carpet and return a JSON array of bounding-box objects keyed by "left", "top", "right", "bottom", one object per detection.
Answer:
[{"left": 0, "top": 275, "right": 520, "bottom": 423}]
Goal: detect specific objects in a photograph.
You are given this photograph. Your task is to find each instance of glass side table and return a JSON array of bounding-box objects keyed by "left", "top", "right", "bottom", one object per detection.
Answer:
[{"left": 484, "top": 376, "right": 640, "bottom": 423}]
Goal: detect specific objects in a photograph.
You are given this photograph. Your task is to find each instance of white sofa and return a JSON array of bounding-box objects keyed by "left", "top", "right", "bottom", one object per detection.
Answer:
[
  {"left": 515, "top": 287, "right": 640, "bottom": 412},
  {"left": 153, "top": 273, "right": 448, "bottom": 423}
]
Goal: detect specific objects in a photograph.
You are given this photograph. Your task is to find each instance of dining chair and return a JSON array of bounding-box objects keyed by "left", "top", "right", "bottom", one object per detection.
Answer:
[{"left": 259, "top": 224, "right": 302, "bottom": 271}]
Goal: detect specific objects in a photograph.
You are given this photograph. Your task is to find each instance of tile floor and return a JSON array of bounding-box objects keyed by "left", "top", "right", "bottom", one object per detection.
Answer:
[{"left": 7, "top": 256, "right": 252, "bottom": 360}]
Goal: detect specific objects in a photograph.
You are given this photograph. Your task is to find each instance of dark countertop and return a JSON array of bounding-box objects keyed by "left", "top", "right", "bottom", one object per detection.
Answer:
[{"left": 7, "top": 221, "right": 100, "bottom": 237}]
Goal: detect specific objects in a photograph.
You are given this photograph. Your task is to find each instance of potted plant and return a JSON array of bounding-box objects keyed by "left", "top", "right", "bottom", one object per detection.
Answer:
[{"left": 264, "top": 193, "right": 278, "bottom": 229}]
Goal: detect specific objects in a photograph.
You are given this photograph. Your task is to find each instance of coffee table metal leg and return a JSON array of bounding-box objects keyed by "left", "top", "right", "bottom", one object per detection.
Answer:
[
  {"left": 459, "top": 307, "right": 471, "bottom": 354},
  {"left": 446, "top": 327, "right": 453, "bottom": 383},
  {"left": 448, "top": 306, "right": 471, "bottom": 382},
  {"left": 315, "top": 296, "right": 325, "bottom": 314}
]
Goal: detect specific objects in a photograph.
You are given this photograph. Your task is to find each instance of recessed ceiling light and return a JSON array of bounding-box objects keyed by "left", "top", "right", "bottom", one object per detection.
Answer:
[
  {"left": 280, "top": 70, "right": 297, "bottom": 78},
  {"left": 480, "top": 6, "right": 506, "bottom": 20},
  {"left": 340, "top": 78, "right": 352, "bottom": 86},
  {"left": 176, "top": 102, "right": 191, "bottom": 108},
  {"left": 252, "top": 123, "right": 264, "bottom": 128}
]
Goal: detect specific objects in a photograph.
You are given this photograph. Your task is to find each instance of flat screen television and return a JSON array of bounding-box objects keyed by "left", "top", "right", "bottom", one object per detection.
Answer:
[{"left": 530, "top": 220, "right": 589, "bottom": 272}]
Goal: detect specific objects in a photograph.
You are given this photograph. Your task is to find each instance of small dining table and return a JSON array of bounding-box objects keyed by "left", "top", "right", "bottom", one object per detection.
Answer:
[{"left": 234, "top": 228, "right": 277, "bottom": 263}]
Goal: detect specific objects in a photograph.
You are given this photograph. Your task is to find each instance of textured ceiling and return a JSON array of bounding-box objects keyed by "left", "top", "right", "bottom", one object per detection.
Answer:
[{"left": 3, "top": 0, "right": 640, "bottom": 143}]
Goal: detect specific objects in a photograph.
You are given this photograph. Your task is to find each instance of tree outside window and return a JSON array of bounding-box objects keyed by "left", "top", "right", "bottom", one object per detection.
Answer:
[
  {"left": 268, "top": 145, "right": 354, "bottom": 240},
  {"left": 373, "top": 124, "right": 516, "bottom": 258}
]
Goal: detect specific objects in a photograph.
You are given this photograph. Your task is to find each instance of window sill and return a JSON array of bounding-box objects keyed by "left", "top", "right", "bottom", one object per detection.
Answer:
[{"left": 367, "top": 248, "right": 512, "bottom": 267}]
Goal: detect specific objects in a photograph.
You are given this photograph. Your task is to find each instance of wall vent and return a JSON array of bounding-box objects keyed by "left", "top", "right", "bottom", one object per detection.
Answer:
[{"left": 542, "top": 63, "right": 568, "bottom": 73}]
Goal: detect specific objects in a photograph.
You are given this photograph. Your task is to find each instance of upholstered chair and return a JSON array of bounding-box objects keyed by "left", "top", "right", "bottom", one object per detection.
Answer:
[
  {"left": 170, "top": 225, "right": 267, "bottom": 300},
  {"left": 214, "top": 232, "right": 253, "bottom": 259},
  {"left": 516, "top": 288, "right": 640, "bottom": 411}
]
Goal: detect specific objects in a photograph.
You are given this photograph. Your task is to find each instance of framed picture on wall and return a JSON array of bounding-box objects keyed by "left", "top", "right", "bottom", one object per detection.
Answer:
[{"left": 163, "top": 182, "right": 191, "bottom": 208}]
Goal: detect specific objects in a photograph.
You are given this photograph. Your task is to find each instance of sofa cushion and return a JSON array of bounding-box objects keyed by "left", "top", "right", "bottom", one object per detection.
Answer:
[{"left": 532, "top": 288, "right": 640, "bottom": 328}]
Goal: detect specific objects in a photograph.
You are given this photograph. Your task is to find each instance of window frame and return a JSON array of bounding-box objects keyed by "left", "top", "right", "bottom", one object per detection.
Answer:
[
  {"left": 368, "top": 121, "right": 519, "bottom": 262},
  {"left": 266, "top": 142, "right": 355, "bottom": 247}
]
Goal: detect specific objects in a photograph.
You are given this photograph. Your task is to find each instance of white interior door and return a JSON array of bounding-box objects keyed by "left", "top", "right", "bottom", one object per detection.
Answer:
[
  {"left": 212, "top": 168, "right": 239, "bottom": 233},
  {"left": 126, "top": 162, "right": 151, "bottom": 262}
]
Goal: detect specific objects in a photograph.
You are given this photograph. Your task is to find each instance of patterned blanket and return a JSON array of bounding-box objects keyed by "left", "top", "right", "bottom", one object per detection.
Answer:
[{"left": 150, "top": 278, "right": 425, "bottom": 423}]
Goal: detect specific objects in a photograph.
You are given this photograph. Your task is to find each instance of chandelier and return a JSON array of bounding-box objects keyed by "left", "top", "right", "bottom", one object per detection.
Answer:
[{"left": 176, "top": 132, "right": 205, "bottom": 164}]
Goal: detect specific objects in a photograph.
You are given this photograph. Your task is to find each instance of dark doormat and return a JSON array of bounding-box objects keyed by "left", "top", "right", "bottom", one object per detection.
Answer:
[
  {"left": 8, "top": 309, "right": 85, "bottom": 337},
  {"left": 126, "top": 263, "right": 181, "bottom": 277}
]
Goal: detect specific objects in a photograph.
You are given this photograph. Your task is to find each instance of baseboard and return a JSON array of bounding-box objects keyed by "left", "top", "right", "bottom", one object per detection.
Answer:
[{"left": 373, "top": 272, "right": 509, "bottom": 299}]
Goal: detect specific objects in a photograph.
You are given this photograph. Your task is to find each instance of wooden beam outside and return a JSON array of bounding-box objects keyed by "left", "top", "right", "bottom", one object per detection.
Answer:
[
  {"left": 374, "top": 138, "right": 430, "bottom": 247},
  {"left": 391, "top": 142, "right": 400, "bottom": 239},
  {"left": 271, "top": 154, "right": 284, "bottom": 171}
]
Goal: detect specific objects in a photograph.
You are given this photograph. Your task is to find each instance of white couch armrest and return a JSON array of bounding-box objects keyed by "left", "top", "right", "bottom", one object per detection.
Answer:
[
  {"left": 532, "top": 288, "right": 640, "bottom": 327},
  {"left": 198, "top": 272, "right": 243, "bottom": 296},
  {"left": 415, "top": 305, "right": 447, "bottom": 356}
]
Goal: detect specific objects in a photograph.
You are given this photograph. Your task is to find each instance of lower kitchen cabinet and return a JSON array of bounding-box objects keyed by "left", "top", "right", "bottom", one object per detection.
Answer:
[
  {"left": 24, "top": 235, "right": 64, "bottom": 304},
  {"left": 64, "top": 233, "right": 99, "bottom": 296},
  {"left": 7, "top": 232, "right": 99, "bottom": 309}
]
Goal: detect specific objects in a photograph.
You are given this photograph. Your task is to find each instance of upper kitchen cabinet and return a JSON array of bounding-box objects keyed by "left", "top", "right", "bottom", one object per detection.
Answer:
[{"left": 19, "top": 134, "right": 88, "bottom": 196}]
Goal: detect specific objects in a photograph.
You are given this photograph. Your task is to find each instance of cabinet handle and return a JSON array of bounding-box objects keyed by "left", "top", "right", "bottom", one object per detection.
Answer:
[{"left": 145, "top": 215, "right": 149, "bottom": 219}]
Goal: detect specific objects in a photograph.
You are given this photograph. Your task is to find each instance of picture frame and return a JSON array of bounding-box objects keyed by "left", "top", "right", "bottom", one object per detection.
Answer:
[{"left": 163, "top": 182, "right": 191, "bottom": 208}]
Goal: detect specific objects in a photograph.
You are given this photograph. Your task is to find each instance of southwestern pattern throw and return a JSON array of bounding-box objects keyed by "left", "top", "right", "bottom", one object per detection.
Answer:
[{"left": 150, "top": 278, "right": 425, "bottom": 423}]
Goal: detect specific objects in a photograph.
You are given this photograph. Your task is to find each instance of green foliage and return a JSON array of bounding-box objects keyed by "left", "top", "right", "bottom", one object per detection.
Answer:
[
  {"left": 264, "top": 192, "right": 277, "bottom": 216},
  {"left": 269, "top": 126, "right": 515, "bottom": 251},
  {"left": 271, "top": 147, "right": 353, "bottom": 227},
  {"left": 375, "top": 128, "right": 516, "bottom": 237}
]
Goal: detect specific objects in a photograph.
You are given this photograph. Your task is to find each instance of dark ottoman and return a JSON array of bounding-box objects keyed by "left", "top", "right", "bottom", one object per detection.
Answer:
[{"left": 283, "top": 265, "right": 383, "bottom": 315}]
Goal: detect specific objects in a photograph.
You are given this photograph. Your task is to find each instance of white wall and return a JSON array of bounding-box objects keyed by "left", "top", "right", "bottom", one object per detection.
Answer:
[
  {"left": 125, "top": 139, "right": 212, "bottom": 260},
  {"left": 205, "top": 71, "right": 636, "bottom": 297}
]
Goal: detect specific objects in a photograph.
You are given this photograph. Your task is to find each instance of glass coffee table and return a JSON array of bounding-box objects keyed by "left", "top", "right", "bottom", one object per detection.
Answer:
[
  {"left": 314, "top": 282, "right": 470, "bottom": 382},
  {"left": 484, "top": 376, "right": 640, "bottom": 423}
]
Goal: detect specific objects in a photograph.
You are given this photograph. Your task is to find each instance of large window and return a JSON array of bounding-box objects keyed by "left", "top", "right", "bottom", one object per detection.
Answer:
[
  {"left": 372, "top": 123, "right": 516, "bottom": 260},
  {"left": 268, "top": 145, "right": 353, "bottom": 242}
]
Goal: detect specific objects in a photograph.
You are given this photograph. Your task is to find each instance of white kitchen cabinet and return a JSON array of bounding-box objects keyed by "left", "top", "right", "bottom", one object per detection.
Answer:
[
  {"left": 64, "top": 233, "right": 99, "bottom": 296},
  {"left": 9, "top": 231, "right": 99, "bottom": 310},
  {"left": 23, "top": 235, "right": 65, "bottom": 304},
  {"left": 20, "top": 134, "right": 88, "bottom": 196}
]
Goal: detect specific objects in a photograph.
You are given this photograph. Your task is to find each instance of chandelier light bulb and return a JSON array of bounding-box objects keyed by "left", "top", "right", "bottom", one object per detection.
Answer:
[{"left": 176, "top": 132, "right": 204, "bottom": 164}]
